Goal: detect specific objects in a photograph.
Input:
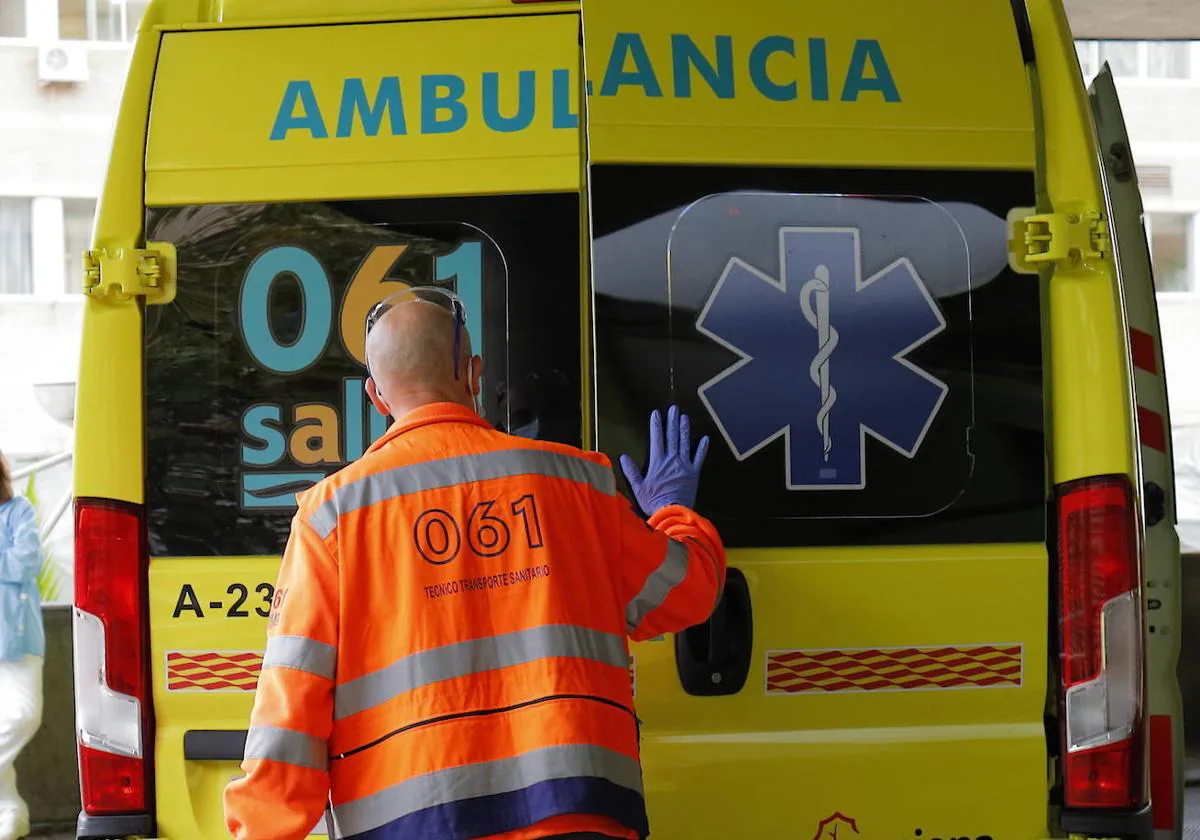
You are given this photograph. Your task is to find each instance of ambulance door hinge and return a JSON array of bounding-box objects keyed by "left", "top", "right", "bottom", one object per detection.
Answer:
[
  {"left": 82, "top": 242, "right": 177, "bottom": 305},
  {"left": 1006, "top": 208, "right": 1110, "bottom": 275}
]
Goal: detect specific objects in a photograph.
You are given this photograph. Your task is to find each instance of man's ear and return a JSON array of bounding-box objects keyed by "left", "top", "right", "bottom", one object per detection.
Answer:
[
  {"left": 365, "top": 376, "right": 390, "bottom": 418},
  {"left": 470, "top": 354, "right": 485, "bottom": 396}
]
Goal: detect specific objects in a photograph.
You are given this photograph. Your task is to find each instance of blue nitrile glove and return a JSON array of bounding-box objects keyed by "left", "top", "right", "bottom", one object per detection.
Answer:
[{"left": 620, "top": 405, "right": 710, "bottom": 516}]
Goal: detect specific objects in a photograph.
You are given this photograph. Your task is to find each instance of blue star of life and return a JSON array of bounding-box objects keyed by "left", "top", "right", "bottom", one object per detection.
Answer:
[{"left": 695, "top": 227, "right": 948, "bottom": 490}]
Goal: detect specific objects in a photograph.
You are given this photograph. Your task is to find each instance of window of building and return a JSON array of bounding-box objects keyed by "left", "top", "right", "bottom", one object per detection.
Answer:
[
  {"left": 1147, "top": 41, "right": 1191, "bottom": 79},
  {"left": 0, "top": 199, "right": 32, "bottom": 295},
  {"left": 64, "top": 199, "right": 96, "bottom": 294},
  {"left": 59, "top": 0, "right": 149, "bottom": 41},
  {"left": 1099, "top": 41, "right": 1140, "bottom": 77},
  {"left": 1147, "top": 213, "right": 1193, "bottom": 293},
  {"left": 0, "top": 0, "right": 25, "bottom": 38},
  {"left": 1076, "top": 40, "right": 1196, "bottom": 81},
  {"left": 1075, "top": 41, "right": 1098, "bottom": 79}
]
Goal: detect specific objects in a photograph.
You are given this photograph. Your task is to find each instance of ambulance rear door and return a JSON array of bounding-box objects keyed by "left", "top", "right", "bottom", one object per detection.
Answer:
[
  {"left": 140, "top": 11, "right": 583, "bottom": 838},
  {"left": 1089, "top": 64, "right": 1185, "bottom": 839},
  {"left": 581, "top": 1, "right": 1050, "bottom": 837}
]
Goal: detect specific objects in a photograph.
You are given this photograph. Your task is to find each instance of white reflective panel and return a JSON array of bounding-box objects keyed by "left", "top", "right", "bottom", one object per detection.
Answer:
[
  {"left": 73, "top": 608, "right": 142, "bottom": 758},
  {"left": 1065, "top": 591, "right": 1142, "bottom": 752}
]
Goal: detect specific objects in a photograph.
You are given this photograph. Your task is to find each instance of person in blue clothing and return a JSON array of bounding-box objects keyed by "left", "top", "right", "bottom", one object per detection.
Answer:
[{"left": 0, "top": 451, "right": 44, "bottom": 840}]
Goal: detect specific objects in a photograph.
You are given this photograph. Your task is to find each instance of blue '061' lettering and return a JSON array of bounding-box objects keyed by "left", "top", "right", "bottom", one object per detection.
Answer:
[
  {"left": 268, "top": 34, "right": 899, "bottom": 140},
  {"left": 236, "top": 241, "right": 485, "bottom": 510}
]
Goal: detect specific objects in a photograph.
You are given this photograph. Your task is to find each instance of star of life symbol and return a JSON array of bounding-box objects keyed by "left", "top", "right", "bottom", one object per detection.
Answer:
[{"left": 695, "top": 227, "right": 948, "bottom": 490}]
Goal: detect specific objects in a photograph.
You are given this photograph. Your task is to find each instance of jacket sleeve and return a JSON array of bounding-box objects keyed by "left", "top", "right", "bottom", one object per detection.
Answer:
[
  {"left": 224, "top": 514, "right": 339, "bottom": 840},
  {"left": 615, "top": 499, "right": 726, "bottom": 642},
  {"left": 0, "top": 499, "right": 42, "bottom": 586}
]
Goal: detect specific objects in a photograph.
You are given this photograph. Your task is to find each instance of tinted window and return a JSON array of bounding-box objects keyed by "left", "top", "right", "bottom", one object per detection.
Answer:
[
  {"left": 145, "top": 194, "right": 580, "bottom": 557},
  {"left": 591, "top": 165, "right": 1044, "bottom": 547}
]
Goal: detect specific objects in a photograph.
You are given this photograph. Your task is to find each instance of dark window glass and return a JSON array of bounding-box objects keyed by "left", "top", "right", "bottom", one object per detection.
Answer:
[
  {"left": 591, "top": 165, "right": 1044, "bottom": 547},
  {"left": 145, "top": 194, "right": 580, "bottom": 557},
  {"left": 64, "top": 198, "right": 96, "bottom": 295},
  {"left": 0, "top": 198, "right": 31, "bottom": 294}
]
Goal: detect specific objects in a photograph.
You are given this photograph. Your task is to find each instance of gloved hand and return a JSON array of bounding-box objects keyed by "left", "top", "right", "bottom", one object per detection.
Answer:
[{"left": 620, "top": 405, "right": 710, "bottom": 516}]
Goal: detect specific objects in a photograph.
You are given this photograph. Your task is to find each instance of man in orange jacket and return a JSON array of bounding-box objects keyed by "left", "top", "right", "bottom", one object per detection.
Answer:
[{"left": 224, "top": 287, "right": 726, "bottom": 840}]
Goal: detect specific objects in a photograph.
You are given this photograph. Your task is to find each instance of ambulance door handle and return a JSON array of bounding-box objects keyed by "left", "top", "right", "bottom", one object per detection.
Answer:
[
  {"left": 1144, "top": 481, "right": 1166, "bottom": 528},
  {"left": 674, "top": 567, "right": 753, "bottom": 697}
]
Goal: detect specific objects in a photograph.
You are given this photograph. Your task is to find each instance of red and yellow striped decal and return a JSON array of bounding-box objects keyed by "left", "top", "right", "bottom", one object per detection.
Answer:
[
  {"left": 766, "top": 644, "right": 1023, "bottom": 694},
  {"left": 1131, "top": 327, "right": 1167, "bottom": 453},
  {"left": 166, "top": 651, "right": 262, "bottom": 692}
]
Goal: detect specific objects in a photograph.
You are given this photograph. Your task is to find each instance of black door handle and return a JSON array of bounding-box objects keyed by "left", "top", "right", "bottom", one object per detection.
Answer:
[{"left": 675, "top": 568, "right": 753, "bottom": 696}]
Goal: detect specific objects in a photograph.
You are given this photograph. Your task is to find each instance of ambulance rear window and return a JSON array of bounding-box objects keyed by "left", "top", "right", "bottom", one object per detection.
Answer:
[
  {"left": 591, "top": 165, "right": 1045, "bottom": 548},
  {"left": 144, "top": 194, "right": 580, "bottom": 557}
]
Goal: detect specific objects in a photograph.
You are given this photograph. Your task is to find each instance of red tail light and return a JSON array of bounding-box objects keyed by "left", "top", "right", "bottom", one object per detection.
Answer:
[
  {"left": 74, "top": 499, "right": 153, "bottom": 815},
  {"left": 77, "top": 746, "right": 147, "bottom": 813},
  {"left": 1057, "top": 476, "right": 1146, "bottom": 810}
]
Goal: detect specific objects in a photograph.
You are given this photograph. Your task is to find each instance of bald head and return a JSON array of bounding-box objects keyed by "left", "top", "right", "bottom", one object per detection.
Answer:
[{"left": 364, "top": 298, "right": 482, "bottom": 418}]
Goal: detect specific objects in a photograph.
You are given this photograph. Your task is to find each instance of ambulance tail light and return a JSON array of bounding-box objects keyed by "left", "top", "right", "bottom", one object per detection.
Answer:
[
  {"left": 74, "top": 499, "right": 153, "bottom": 815},
  {"left": 1057, "top": 475, "right": 1146, "bottom": 810}
]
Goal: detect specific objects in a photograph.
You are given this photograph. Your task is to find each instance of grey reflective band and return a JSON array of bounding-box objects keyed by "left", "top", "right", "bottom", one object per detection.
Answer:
[
  {"left": 244, "top": 725, "right": 328, "bottom": 771},
  {"left": 626, "top": 539, "right": 689, "bottom": 635},
  {"left": 309, "top": 449, "right": 616, "bottom": 538},
  {"left": 262, "top": 635, "right": 337, "bottom": 680},
  {"left": 331, "top": 743, "right": 642, "bottom": 837},
  {"left": 335, "top": 624, "right": 627, "bottom": 721}
]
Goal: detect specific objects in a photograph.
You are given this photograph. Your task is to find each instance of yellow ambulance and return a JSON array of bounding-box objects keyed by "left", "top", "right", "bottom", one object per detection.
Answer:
[{"left": 71, "top": 0, "right": 1184, "bottom": 838}]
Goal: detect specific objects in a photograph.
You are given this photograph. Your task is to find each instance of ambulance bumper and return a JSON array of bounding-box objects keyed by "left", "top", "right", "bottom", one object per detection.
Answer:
[
  {"left": 77, "top": 811, "right": 156, "bottom": 839},
  {"left": 1060, "top": 803, "right": 1153, "bottom": 840}
]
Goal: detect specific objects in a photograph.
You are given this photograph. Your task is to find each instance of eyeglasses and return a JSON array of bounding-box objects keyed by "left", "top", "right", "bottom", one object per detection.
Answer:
[{"left": 364, "top": 286, "right": 469, "bottom": 379}]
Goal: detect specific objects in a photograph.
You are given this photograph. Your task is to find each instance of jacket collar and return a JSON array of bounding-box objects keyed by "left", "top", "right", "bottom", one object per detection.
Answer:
[{"left": 364, "top": 402, "right": 490, "bottom": 456}]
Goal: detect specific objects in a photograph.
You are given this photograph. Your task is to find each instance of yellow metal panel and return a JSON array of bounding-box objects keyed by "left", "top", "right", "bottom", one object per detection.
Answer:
[
  {"left": 74, "top": 22, "right": 163, "bottom": 504},
  {"left": 142, "top": 0, "right": 580, "bottom": 29},
  {"left": 581, "top": 0, "right": 1034, "bottom": 169},
  {"left": 1026, "top": 0, "right": 1136, "bottom": 484},
  {"left": 146, "top": 15, "right": 581, "bottom": 205},
  {"left": 631, "top": 542, "right": 1049, "bottom": 837},
  {"left": 149, "top": 556, "right": 280, "bottom": 840}
]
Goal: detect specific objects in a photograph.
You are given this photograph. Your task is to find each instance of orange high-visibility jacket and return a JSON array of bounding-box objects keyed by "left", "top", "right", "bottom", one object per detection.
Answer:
[{"left": 224, "top": 402, "right": 727, "bottom": 840}]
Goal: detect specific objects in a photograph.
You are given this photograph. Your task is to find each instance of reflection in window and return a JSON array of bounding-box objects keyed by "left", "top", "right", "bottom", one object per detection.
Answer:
[
  {"left": 0, "top": 0, "right": 25, "bottom": 38},
  {"left": 59, "top": 0, "right": 149, "bottom": 41},
  {"left": 1099, "top": 41, "right": 1140, "bottom": 77},
  {"left": 590, "top": 166, "right": 1044, "bottom": 547},
  {"left": 0, "top": 199, "right": 32, "bottom": 294},
  {"left": 1149, "top": 213, "right": 1192, "bottom": 293},
  {"left": 1147, "top": 41, "right": 1190, "bottom": 79},
  {"left": 64, "top": 199, "right": 96, "bottom": 295}
]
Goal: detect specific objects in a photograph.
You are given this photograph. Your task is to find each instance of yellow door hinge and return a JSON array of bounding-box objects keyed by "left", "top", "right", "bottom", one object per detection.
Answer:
[
  {"left": 1007, "top": 209, "right": 1110, "bottom": 275},
  {"left": 82, "top": 242, "right": 177, "bottom": 305}
]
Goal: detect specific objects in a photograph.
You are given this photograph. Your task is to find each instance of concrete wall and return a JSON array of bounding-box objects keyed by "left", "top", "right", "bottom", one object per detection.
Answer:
[
  {"left": 1066, "top": 0, "right": 1200, "bottom": 39},
  {"left": 0, "top": 43, "right": 127, "bottom": 198},
  {"left": 14, "top": 607, "right": 78, "bottom": 832}
]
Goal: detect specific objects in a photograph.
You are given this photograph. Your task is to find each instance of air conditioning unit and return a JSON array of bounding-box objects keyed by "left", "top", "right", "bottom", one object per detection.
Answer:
[
  {"left": 38, "top": 42, "right": 90, "bottom": 85},
  {"left": 1138, "top": 164, "right": 1174, "bottom": 195}
]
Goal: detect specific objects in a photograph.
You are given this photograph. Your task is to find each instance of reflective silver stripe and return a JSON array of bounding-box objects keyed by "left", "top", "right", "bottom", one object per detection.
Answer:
[
  {"left": 331, "top": 743, "right": 642, "bottom": 837},
  {"left": 262, "top": 635, "right": 336, "bottom": 680},
  {"left": 335, "top": 624, "right": 626, "bottom": 720},
  {"left": 308, "top": 449, "right": 616, "bottom": 538},
  {"left": 626, "top": 539, "right": 689, "bottom": 634},
  {"left": 244, "top": 725, "right": 328, "bottom": 771}
]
